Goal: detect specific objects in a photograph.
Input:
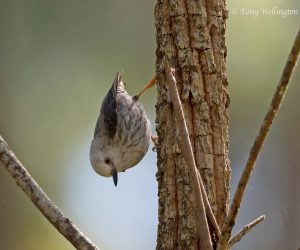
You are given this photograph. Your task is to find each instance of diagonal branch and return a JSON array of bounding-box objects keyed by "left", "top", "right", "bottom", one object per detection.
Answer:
[
  {"left": 159, "top": 57, "right": 221, "bottom": 238},
  {"left": 165, "top": 60, "right": 213, "bottom": 250},
  {"left": 0, "top": 135, "right": 99, "bottom": 250},
  {"left": 196, "top": 170, "right": 221, "bottom": 237},
  {"left": 217, "top": 28, "right": 300, "bottom": 250},
  {"left": 229, "top": 215, "right": 265, "bottom": 248}
]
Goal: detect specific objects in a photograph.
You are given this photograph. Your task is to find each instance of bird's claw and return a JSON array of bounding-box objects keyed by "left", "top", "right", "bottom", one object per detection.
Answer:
[{"left": 151, "top": 135, "right": 158, "bottom": 152}]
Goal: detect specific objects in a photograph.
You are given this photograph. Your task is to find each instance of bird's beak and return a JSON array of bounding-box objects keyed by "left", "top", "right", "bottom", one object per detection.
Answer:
[{"left": 112, "top": 169, "right": 118, "bottom": 187}]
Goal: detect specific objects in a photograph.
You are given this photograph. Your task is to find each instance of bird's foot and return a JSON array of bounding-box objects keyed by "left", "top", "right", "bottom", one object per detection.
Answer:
[
  {"left": 151, "top": 135, "right": 159, "bottom": 152},
  {"left": 133, "top": 74, "right": 157, "bottom": 101}
]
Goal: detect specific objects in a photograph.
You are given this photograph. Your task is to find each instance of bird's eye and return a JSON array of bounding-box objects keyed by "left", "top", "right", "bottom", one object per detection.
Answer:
[{"left": 104, "top": 158, "right": 111, "bottom": 164}]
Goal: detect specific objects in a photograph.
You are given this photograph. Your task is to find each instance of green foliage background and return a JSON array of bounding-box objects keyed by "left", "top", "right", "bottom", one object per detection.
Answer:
[{"left": 0, "top": 1, "right": 299, "bottom": 249}]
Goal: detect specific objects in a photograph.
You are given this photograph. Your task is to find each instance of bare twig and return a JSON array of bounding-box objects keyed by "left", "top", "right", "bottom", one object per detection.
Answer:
[
  {"left": 217, "top": 28, "right": 300, "bottom": 250},
  {"left": 228, "top": 215, "right": 265, "bottom": 248},
  {"left": 196, "top": 170, "right": 221, "bottom": 237},
  {"left": 0, "top": 135, "right": 99, "bottom": 250},
  {"left": 164, "top": 61, "right": 213, "bottom": 250},
  {"left": 162, "top": 57, "right": 220, "bottom": 237}
]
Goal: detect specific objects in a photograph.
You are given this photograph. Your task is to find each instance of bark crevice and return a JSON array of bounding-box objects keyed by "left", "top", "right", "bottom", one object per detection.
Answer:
[{"left": 155, "top": 0, "right": 230, "bottom": 249}]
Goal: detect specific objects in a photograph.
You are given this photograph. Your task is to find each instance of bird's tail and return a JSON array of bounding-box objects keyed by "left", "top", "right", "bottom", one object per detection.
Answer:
[{"left": 113, "top": 70, "right": 126, "bottom": 94}]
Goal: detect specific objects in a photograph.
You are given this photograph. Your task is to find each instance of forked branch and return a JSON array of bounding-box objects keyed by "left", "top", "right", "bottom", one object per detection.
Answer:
[
  {"left": 229, "top": 215, "right": 265, "bottom": 248},
  {"left": 165, "top": 60, "right": 214, "bottom": 249},
  {"left": 217, "top": 28, "right": 300, "bottom": 250}
]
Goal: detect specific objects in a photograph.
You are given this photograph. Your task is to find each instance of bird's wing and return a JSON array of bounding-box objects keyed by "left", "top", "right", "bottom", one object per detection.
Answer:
[{"left": 97, "top": 72, "right": 123, "bottom": 138}]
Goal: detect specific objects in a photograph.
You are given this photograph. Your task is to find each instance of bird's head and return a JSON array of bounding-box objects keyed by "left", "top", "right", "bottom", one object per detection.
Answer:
[{"left": 90, "top": 141, "right": 120, "bottom": 186}]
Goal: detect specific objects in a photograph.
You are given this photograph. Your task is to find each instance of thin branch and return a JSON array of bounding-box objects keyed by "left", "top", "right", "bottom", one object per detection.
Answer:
[
  {"left": 217, "top": 28, "right": 300, "bottom": 250},
  {"left": 164, "top": 61, "right": 213, "bottom": 250},
  {"left": 160, "top": 57, "right": 220, "bottom": 237},
  {"left": 0, "top": 135, "right": 99, "bottom": 250},
  {"left": 228, "top": 215, "right": 265, "bottom": 248},
  {"left": 196, "top": 170, "right": 221, "bottom": 237}
]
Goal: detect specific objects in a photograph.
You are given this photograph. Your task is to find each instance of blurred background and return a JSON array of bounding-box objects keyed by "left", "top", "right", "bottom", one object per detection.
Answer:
[{"left": 0, "top": 1, "right": 299, "bottom": 249}]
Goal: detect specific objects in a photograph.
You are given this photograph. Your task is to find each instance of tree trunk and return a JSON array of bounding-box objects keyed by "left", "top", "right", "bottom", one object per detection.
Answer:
[{"left": 155, "top": 0, "right": 230, "bottom": 249}]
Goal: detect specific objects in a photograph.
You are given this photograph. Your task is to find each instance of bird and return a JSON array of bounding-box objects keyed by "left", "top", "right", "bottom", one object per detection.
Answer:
[{"left": 90, "top": 71, "right": 156, "bottom": 186}]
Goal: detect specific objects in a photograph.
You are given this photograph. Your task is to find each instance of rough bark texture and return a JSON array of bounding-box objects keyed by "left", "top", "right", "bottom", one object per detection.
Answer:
[{"left": 155, "top": 0, "right": 230, "bottom": 249}]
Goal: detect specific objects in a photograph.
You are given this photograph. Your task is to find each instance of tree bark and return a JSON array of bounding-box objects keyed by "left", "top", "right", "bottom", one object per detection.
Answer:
[{"left": 155, "top": 0, "right": 230, "bottom": 249}]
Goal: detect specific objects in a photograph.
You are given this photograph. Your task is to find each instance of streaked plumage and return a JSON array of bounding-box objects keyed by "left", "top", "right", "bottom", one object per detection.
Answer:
[{"left": 90, "top": 71, "right": 151, "bottom": 186}]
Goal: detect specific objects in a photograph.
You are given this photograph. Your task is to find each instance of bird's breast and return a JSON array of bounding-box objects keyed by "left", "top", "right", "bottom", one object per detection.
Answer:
[{"left": 114, "top": 95, "right": 151, "bottom": 170}]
